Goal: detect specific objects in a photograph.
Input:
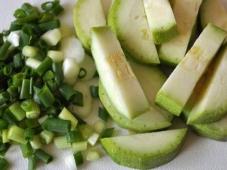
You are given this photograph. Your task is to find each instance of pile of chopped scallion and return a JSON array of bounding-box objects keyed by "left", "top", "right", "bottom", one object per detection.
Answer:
[{"left": 0, "top": 1, "right": 113, "bottom": 169}]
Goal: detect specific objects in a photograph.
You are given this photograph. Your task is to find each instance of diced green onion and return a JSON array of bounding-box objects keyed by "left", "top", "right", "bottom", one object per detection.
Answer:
[
  {"left": 22, "top": 46, "right": 38, "bottom": 58},
  {"left": 0, "top": 142, "right": 10, "bottom": 156},
  {"left": 41, "top": 0, "right": 64, "bottom": 15},
  {"left": 0, "top": 41, "right": 11, "bottom": 61},
  {"left": 20, "top": 142, "right": 33, "bottom": 158},
  {"left": 39, "top": 13, "right": 54, "bottom": 23},
  {"left": 26, "top": 58, "right": 41, "bottom": 69},
  {"left": 66, "top": 130, "right": 83, "bottom": 143},
  {"left": 58, "top": 107, "right": 78, "bottom": 130},
  {"left": 79, "top": 124, "right": 94, "bottom": 140},
  {"left": 19, "top": 31, "right": 30, "bottom": 48},
  {"left": 2, "top": 110, "right": 17, "bottom": 124},
  {"left": 14, "top": 9, "right": 26, "bottom": 18},
  {"left": 35, "top": 149, "right": 53, "bottom": 164},
  {"left": 71, "top": 141, "right": 87, "bottom": 153},
  {"left": 100, "top": 128, "right": 115, "bottom": 138},
  {"left": 21, "top": 99, "right": 40, "bottom": 119},
  {"left": 24, "top": 128, "right": 35, "bottom": 141},
  {"left": 40, "top": 130, "right": 54, "bottom": 144},
  {"left": 39, "top": 19, "right": 60, "bottom": 32},
  {"left": 74, "top": 152, "right": 83, "bottom": 166},
  {"left": 78, "top": 68, "right": 87, "bottom": 79},
  {"left": 13, "top": 53, "right": 23, "bottom": 68},
  {"left": 86, "top": 150, "right": 100, "bottom": 161},
  {"left": 7, "top": 31, "right": 20, "bottom": 47},
  {"left": 88, "top": 133, "right": 99, "bottom": 146},
  {"left": 16, "top": 13, "right": 40, "bottom": 24},
  {"left": 2, "top": 130, "right": 9, "bottom": 143},
  {"left": 38, "top": 115, "right": 48, "bottom": 124},
  {"left": 20, "top": 79, "right": 31, "bottom": 99},
  {"left": 94, "top": 120, "right": 106, "bottom": 133},
  {"left": 28, "top": 156, "right": 37, "bottom": 170},
  {"left": 90, "top": 85, "right": 99, "bottom": 98},
  {"left": 0, "top": 92, "right": 10, "bottom": 105},
  {"left": 9, "top": 102, "right": 26, "bottom": 121},
  {"left": 43, "top": 70, "right": 54, "bottom": 81},
  {"left": 12, "top": 73, "right": 23, "bottom": 87},
  {"left": 63, "top": 58, "right": 80, "bottom": 85},
  {"left": 52, "top": 62, "right": 63, "bottom": 85},
  {"left": 59, "top": 84, "right": 77, "bottom": 101},
  {"left": 30, "top": 135, "right": 42, "bottom": 149},
  {"left": 41, "top": 28, "right": 61, "bottom": 46},
  {"left": 0, "top": 119, "right": 8, "bottom": 130},
  {"left": 98, "top": 107, "right": 109, "bottom": 122},
  {"left": 36, "top": 57, "right": 52, "bottom": 76},
  {"left": 8, "top": 125, "right": 26, "bottom": 144},
  {"left": 47, "top": 50, "right": 63, "bottom": 62},
  {"left": 24, "top": 119, "right": 39, "bottom": 129},
  {"left": 42, "top": 118, "right": 71, "bottom": 133},
  {"left": 0, "top": 157, "right": 8, "bottom": 170},
  {"left": 37, "top": 85, "right": 55, "bottom": 108},
  {"left": 54, "top": 136, "right": 71, "bottom": 149},
  {"left": 3, "top": 64, "right": 13, "bottom": 76},
  {"left": 7, "top": 86, "right": 18, "bottom": 98}
]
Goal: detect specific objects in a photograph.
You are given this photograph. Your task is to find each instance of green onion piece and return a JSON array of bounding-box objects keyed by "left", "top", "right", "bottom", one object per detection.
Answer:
[
  {"left": 36, "top": 57, "right": 52, "bottom": 76},
  {"left": 21, "top": 99, "right": 40, "bottom": 119},
  {"left": 13, "top": 53, "right": 23, "bottom": 68},
  {"left": 2, "top": 110, "right": 17, "bottom": 124},
  {"left": 12, "top": 73, "right": 23, "bottom": 87},
  {"left": 40, "top": 130, "right": 54, "bottom": 144},
  {"left": 86, "top": 150, "right": 100, "bottom": 161},
  {"left": 26, "top": 58, "right": 41, "bottom": 70},
  {"left": 10, "top": 21, "right": 22, "bottom": 31},
  {"left": 59, "top": 107, "right": 78, "bottom": 129},
  {"left": 0, "top": 92, "right": 10, "bottom": 105},
  {"left": 39, "top": 13, "right": 54, "bottom": 23},
  {"left": 42, "top": 118, "right": 71, "bottom": 133},
  {"left": 66, "top": 130, "right": 83, "bottom": 143},
  {"left": 41, "top": 0, "right": 64, "bottom": 15},
  {"left": 71, "top": 91, "right": 83, "bottom": 106},
  {"left": 16, "top": 12, "right": 40, "bottom": 24},
  {"left": 0, "top": 157, "right": 8, "bottom": 170},
  {"left": 19, "top": 31, "right": 30, "bottom": 48},
  {"left": 28, "top": 155, "right": 37, "bottom": 170},
  {"left": 100, "top": 128, "right": 115, "bottom": 138},
  {"left": 9, "top": 102, "right": 26, "bottom": 121},
  {"left": 8, "top": 125, "right": 26, "bottom": 144},
  {"left": 30, "top": 135, "right": 42, "bottom": 149},
  {"left": 3, "top": 65, "right": 13, "bottom": 76},
  {"left": 38, "top": 115, "right": 48, "bottom": 124},
  {"left": 37, "top": 85, "right": 55, "bottom": 108},
  {"left": 35, "top": 149, "right": 53, "bottom": 164},
  {"left": 20, "top": 79, "right": 31, "bottom": 99},
  {"left": 88, "top": 133, "right": 99, "bottom": 146},
  {"left": 46, "top": 107, "right": 57, "bottom": 115},
  {"left": 20, "top": 142, "right": 33, "bottom": 158},
  {"left": 33, "top": 86, "right": 41, "bottom": 104},
  {"left": 71, "top": 141, "right": 87, "bottom": 153},
  {"left": 52, "top": 62, "right": 63, "bottom": 85},
  {"left": 43, "top": 70, "right": 54, "bottom": 81},
  {"left": 24, "top": 128, "right": 35, "bottom": 141},
  {"left": 22, "top": 46, "right": 38, "bottom": 58},
  {"left": 54, "top": 136, "right": 71, "bottom": 149},
  {"left": 59, "top": 84, "right": 77, "bottom": 101},
  {"left": 0, "top": 119, "right": 8, "bottom": 130},
  {"left": 78, "top": 68, "right": 87, "bottom": 79},
  {"left": 47, "top": 50, "right": 63, "bottom": 62},
  {"left": 0, "top": 142, "right": 10, "bottom": 156},
  {"left": 38, "top": 19, "right": 60, "bottom": 32},
  {"left": 74, "top": 152, "right": 83, "bottom": 166},
  {"left": 0, "top": 41, "right": 11, "bottom": 61},
  {"left": 90, "top": 85, "right": 99, "bottom": 98},
  {"left": 79, "top": 124, "right": 94, "bottom": 140},
  {"left": 7, "top": 86, "right": 18, "bottom": 98},
  {"left": 2, "top": 130, "right": 9, "bottom": 143},
  {"left": 14, "top": 9, "right": 26, "bottom": 18},
  {"left": 98, "top": 107, "right": 109, "bottom": 122}
]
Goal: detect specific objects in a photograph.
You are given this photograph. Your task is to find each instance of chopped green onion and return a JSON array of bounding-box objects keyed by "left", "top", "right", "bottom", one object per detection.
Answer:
[
  {"left": 25, "top": 119, "right": 39, "bottom": 129},
  {"left": 22, "top": 46, "right": 38, "bottom": 58},
  {"left": 37, "top": 85, "right": 55, "bottom": 108},
  {"left": 59, "top": 84, "right": 77, "bottom": 101},
  {"left": 41, "top": 28, "right": 61, "bottom": 46},
  {"left": 3, "top": 64, "right": 13, "bottom": 76},
  {"left": 36, "top": 57, "right": 52, "bottom": 76},
  {"left": 58, "top": 107, "right": 78, "bottom": 130},
  {"left": 16, "top": 12, "right": 40, "bottom": 24},
  {"left": 43, "top": 70, "right": 54, "bottom": 81},
  {"left": 38, "top": 115, "right": 48, "bottom": 124},
  {"left": 74, "top": 152, "right": 83, "bottom": 166},
  {"left": 39, "top": 13, "right": 55, "bottom": 23},
  {"left": 0, "top": 92, "right": 10, "bottom": 105},
  {"left": 52, "top": 62, "right": 63, "bottom": 85},
  {"left": 54, "top": 136, "right": 71, "bottom": 149},
  {"left": 35, "top": 149, "right": 53, "bottom": 164},
  {"left": 30, "top": 135, "right": 42, "bottom": 149},
  {"left": 0, "top": 142, "right": 10, "bottom": 156},
  {"left": 90, "top": 85, "right": 99, "bottom": 98},
  {"left": 2, "top": 130, "right": 9, "bottom": 143},
  {"left": 0, "top": 158, "right": 8, "bottom": 170},
  {"left": 86, "top": 150, "right": 100, "bottom": 161},
  {"left": 40, "top": 130, "right": 54, "bottom": 144},
  {"left": 14, "top": 9, "right": 26, "bottom": 18},
  {"left": 71, "top": 141, "right": 87, "bottom": 153},
  {"left": 100, "top": 128, "right": 115, "bottom": 138},
  {"left": 42, "top": 118, "right": 71, "bottom": 133},
  {"left": 98, "top": 107, "right": 109, "bottom": 122},
  {"left": 20, "top": 79, "right": 31, "bottom": 99},
  {"left": 9, "top": 102, "right": 26, "bottom": 121},
  {"left": 88, "top": 133, "right": 99, "bottom": 146},
  {"left": 41, "top": 0, "right": 64, "bottom": 15},
  {"left": 19, "top": 31, "right": 30, "bottom": 48},
  {"left": 26, "top": 58, "right": 41, "bottom": 69},
  {"left": 28, "top": 156, "right": 37, "bottom": 170},
  {"left": 0, "top": 119, "right": 8, "bottom": 130},
  {"left": 47, "top": 50, "right": 63, "bottom": 62},
  {"left": 12, "top": 72, "right": 23, "bottom": 87},
  {"left": 20, "top": 142, "right": 33, "bottom": 158},
  {"left": 78, "top": 68, "right": 87, "bottom": 79},
  {"left": 2, "top": 110, "right": 17, "bottom": 124},
  {"left": 21, "top": 100, "right": 40, "bottom": 119},
  {"left": 13, "top": 53, "right": 23, "bottom": 68},
  {"left": 79, "top": 124, "right": 94, "bottom": 139},
  {"left": 8, "top": 125, "right": 26, "bottom": 144},
  {"left": 39, "top": 19, "right": 60, "bottom": 32},
  {"left": 24, "top": 128, "right": 35, "bottom": 140},
  {"left": 7, "top": 86, "right": 18, "bottom": 98},
  {"left": 0, "top": 41, "right": 11, "bottom": 61},
  {"left": 66, "top": 130, "right": 83, "bottom": 143}
]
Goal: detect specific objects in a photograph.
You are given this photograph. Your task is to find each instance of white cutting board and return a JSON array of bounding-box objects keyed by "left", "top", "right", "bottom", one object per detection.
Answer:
[{"left": 0, "top": 0, "right": 227, "bottom": 170}]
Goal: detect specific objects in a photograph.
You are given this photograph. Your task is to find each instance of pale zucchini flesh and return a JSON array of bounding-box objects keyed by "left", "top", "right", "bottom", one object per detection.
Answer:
[
  {"left": 143, "top": 0, "right": 178, "bottom": 44},
  {"left": 101, "top": 129, "right": 187, "bottom": 169},
  {"left": 108, "top": 0, "right": 159, "bottom": 64},
  {"left": 91, "top": 26, "right": 149, "bottom": 119},
  {"left": 187, "top": 46, "right": 227, "bottom": 124},
  {"left": 156, "top": 24, "right": 226, "bottom": 116},
  {"left": 73, "top": 0, "right": 106, "bottom": 50},
  {"left": 159, "top": 0, "right": 202, "bottom": 65}
]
